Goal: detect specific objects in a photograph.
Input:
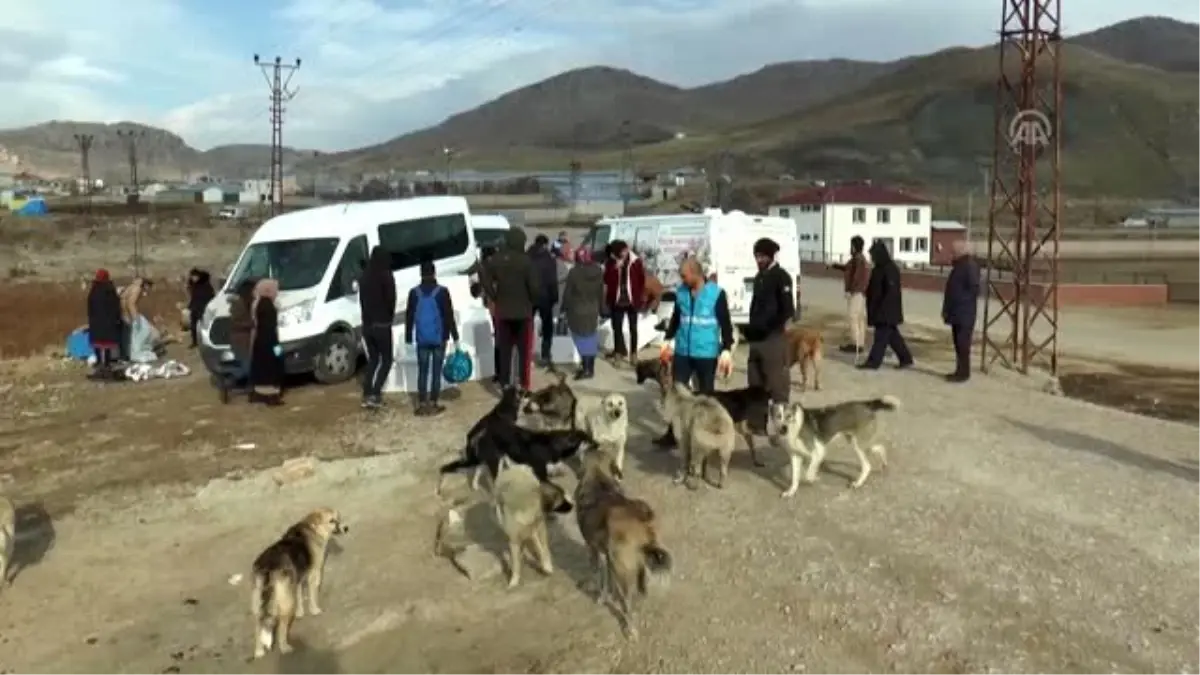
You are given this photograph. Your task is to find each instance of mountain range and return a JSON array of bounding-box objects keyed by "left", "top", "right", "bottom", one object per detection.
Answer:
[{"left": 1, "top": 16, "right": 1196, "bottom": 197}]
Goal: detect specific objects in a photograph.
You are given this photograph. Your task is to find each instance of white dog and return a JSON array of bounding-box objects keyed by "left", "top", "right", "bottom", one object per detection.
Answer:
[{"left": 575, "top": 393, "right": 630, "bottom": 474}]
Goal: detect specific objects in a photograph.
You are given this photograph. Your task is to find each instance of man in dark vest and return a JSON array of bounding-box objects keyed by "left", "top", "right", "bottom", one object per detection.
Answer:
[{"left": 941, "top": 239, "right": 980, "bottom": 383}]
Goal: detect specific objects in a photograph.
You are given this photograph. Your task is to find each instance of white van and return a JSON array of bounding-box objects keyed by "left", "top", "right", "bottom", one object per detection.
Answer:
[
  {"left": 198, "top": 196, "right": 477, "bottom": 384},
  {"left": 581, "top": 209, "right": 802, "bottom": 329},
  {"left": 471, "top": 213, "right": 511, "bottom": 253}
]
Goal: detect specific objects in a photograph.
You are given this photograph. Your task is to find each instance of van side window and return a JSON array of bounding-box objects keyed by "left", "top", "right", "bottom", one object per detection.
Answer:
[
  {"left": 377, "top": 213, "right": 469, "bottom": 271},
  {"left": 327, "top": 235, "right": 370, "bottom": 302}
]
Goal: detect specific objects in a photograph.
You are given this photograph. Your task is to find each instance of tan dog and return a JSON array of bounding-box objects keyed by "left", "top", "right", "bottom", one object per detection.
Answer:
[
  {"left": 492, "top": 456, "right": 574, "bottom": 588},
  {"left": 0, "top": 496, "right": 14, "bottom": 593},
  {"left": 574, "top": 447, "right": 672, "bottom": 639},
  {"left": 785, "top": 325, "right": 824, "bottom": 391},
  {"left": 250, "top": 508, "right": 348, "bottom": 659},
  {"left": 661, "top": 381, "right": 739, "bottom": 489}
]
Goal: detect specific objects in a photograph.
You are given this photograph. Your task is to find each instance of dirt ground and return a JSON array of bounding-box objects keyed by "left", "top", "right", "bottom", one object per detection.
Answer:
[{"left": 0, "top": 305, "right": 1196, "bottom": 673}]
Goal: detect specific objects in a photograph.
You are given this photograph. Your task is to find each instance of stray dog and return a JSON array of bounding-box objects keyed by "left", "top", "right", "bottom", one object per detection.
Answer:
[
  {"left": 438, "top": 386, "right": 532, "bottom": 495},
  {"left": 0, "top": 496, "right": 13, "bottom": 592},
  {"left": 522, "top": 371, "right": 578, "bottom": 431},
  {"left": 785, "top": 325, "right": 825, "bottom": 391},
  {"left": 575, "top": 393, "right": 630, "bottom": 473},
  {"left": 438, "top": 420, "right": 595, "bottom": 491},
  {"left": 634, "top": 357, "right": 662, "bottom": 386},
  {"left": 768, "top": 396, "right": 900, "bottom": 496},
  {"left": 250, "top": 508, "right": 348, "bottom": 659},
  {"left": 654, "top": 362, "right": 768, "bottom": 464},
  {"left": 574, "top": 447, "right": 672, "bottom": 639},
  {"left": 661, "top": 382, "right": 738, "bottom": 489},
  {"left": 492, "top": 456, "right": 574, "bottom": 588}
]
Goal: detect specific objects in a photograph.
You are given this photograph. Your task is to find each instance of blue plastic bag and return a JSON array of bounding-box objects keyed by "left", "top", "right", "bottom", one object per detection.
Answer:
[{"left": 442, "top": 347, "right": 472, "bottom": 384}]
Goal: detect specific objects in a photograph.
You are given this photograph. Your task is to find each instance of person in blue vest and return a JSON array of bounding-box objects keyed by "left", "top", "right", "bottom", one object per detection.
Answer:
[
  {"left": 404, "top": 259, "right": 460, "bottom": 416},
  {"left": 658, "top": 256, "right": 736, "bottom": 394}
]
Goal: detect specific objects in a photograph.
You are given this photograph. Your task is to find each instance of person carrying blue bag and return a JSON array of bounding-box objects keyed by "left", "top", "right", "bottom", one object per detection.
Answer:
[{"left": 404, "top": 259, "right": 460, "bottom": 417}]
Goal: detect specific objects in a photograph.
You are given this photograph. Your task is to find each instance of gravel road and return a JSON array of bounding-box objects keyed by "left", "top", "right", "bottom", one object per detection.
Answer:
[{"left": 0, "top": 341, "right": 1195, "bottom": 673}]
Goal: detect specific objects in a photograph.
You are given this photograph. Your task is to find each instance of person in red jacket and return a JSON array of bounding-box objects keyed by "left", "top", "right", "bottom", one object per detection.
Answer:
[{"left": 602, "top": 239, "right": 646, "bottom": 364}]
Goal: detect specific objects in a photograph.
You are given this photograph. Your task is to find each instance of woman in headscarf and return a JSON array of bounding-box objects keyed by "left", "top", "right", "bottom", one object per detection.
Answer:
[
  {"left": 560, "top": 247, "right": 605, "bottom": 380},
  {"left": 248, "top": 278, "right": 284, "bottom": 406},
  {"left": 86, "top": 269, "right": 123, "bottom": 377},
  {"left": 186, "top": 268, "right": 216, "bottom": 349},
  {"left": 227, "top": 278, "right": 257, "bottom": 386}
]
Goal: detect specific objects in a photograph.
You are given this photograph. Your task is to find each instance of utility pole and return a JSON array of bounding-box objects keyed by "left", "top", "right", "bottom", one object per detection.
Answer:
[
  {"left": 619, "top": 120, "right": 633, "bottom": 214},
  {"left": 73, "top": 133, "right": 94, "bottom": 211},
  {"left": 255, "top": 54, "right": 301, "bottom": 216},
  {"left": 442, "top": 147, "right": 456, "bottom": 193},
  {"left": 117, "top": 128, "right": 145, "bottom": 276},
  {"left": 716, "top": 150, "right": 732, "bottom": 212},
  {"left": 567, "top": 159, "right": 582, "bottom": 222}
]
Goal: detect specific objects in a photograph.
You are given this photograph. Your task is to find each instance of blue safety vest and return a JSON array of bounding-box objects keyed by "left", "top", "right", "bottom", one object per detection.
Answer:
[{"left": 674, "top": 281, "right": 722, "bottom": 359}]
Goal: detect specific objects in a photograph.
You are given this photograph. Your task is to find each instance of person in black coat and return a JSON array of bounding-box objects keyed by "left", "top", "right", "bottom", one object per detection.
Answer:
[
  {"left": 186, "top": 268, "right": 216, "bottom": 348},
  {"left": 480, "top": 228, "right": 539, "bottom": 388},
  {"left": 86, "top": 268, "right": 123, "bottom": 377},
  {"left": 860, "top": 240, "right": 914, "bottom": 370},
  {"left": 249, "top": 279, "right": 284, "bottom": 406},
  {"left": 358, "top": 246, "right": 397, "bottom": 409},
  {"left": 528, "top": 234, "right": 560, "bottom": 366},
  {"left": 941, "top": 239, "right": 981, "bottom": 383}
]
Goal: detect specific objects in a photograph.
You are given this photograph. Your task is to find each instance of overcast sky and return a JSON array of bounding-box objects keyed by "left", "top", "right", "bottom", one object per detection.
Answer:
[{"left": 1, "top": 0, "right": 1196, "bottom": 151}]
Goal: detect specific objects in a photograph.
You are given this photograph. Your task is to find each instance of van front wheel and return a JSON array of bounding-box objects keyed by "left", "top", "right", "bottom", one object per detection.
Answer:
[{"left": 314, "top": 330, "right": 359, "bottom": 384}]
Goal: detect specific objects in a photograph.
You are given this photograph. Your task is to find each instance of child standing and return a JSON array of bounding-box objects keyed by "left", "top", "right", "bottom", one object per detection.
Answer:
[{"left": 404, "top": 260, "right": 459, "bottom": 416}]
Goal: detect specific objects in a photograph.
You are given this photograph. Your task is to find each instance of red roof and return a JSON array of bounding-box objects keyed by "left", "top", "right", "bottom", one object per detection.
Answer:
[{"left": 777, "top": 184, "right": 930, "bottom": 206}]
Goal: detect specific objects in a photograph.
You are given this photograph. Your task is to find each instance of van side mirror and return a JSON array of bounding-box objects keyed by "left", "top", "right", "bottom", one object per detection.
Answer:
[{"left": 350, "top": 280, "right": 359, "bottom": 294}]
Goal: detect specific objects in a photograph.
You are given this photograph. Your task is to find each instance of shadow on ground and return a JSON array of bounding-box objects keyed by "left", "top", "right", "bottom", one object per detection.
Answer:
[{"left": 1002, "top": 416, "right": 1198, "bottom": 483}]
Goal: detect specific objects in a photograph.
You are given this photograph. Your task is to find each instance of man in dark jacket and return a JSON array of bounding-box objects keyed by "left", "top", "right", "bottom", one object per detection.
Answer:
[
  {"left": 186, "top": 268, "right": 216, "bottom": 349},
  {"left": 941, "top": 239, "right": 980, "bottom": 383},
  {"left": 358, "top": 246, "right": 397, "bottom": 408},
  {"left": 481, "top": 228, "right": 540, "bottom": 388},
  {"left": 744, "top": 237, "right": 796, "bottom": 432},
  {"left": 528, "top": 234, "right": 560, "bottom": 366},
  {"left": 860, "top": 240, "right": 914, "bottom": 370}
]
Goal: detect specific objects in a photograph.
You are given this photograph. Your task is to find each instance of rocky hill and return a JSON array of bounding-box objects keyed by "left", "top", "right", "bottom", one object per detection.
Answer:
[{"left": 0, "top": 122, "right": 309, "bottom": 183}]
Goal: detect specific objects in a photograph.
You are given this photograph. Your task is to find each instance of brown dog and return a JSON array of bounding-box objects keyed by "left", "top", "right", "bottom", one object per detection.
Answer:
[
  {"left": 251, "top": 508, "right": 347, "bottom": 659},
  {"left": 785, "top": 325, "right": 824, "bottom": 391},
  {"left": 574, "top": 447, "right": 672, "bottom": 639}
]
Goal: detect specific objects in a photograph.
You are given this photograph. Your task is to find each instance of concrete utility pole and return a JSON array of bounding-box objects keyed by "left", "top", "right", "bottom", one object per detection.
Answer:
[
  {"left": 619, "top": 120, "right": 633, "bottom": 214},
  {"left": 442, "top": 147, "right": 456, "bottom": 193},
  {"left": 116, "top": 128, "right": 145, "bottom": 276},
  {"left": 254, "top": 54, "right": 301, "bottom": 216},
  {"left": 73, "top": 133, "right": 94, "bottom": 210},
  {"left": 716, "top": 150, "right": 732, "bottom": 212}
]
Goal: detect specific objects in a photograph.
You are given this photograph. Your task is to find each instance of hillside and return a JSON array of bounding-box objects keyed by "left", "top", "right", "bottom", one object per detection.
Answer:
[
  {"left": 717, "top": 43, "right": 1199, "bottom": 198},
  {"left": 328, "top": 59, "right": 905, "bottom": 172},
  {"left": 1069, "top": 16, "right": 1199, "bottom": 72},
  {"left": 0, "top": 122, "right": 309, "bottom": 182}
]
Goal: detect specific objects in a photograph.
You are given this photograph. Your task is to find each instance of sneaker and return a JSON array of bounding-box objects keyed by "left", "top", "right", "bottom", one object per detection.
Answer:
[
  {"left": 944, "top": 372, "right": 969, "bottom": 383},
  {"left": 429, "top": 403, "right": 447, "bottom": 416},
  {"left": 838, "top": 344, "right": 858, "bottom": 354}
]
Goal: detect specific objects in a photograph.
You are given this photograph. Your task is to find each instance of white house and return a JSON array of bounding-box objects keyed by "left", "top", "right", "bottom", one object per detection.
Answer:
[
  {"left": 768, "top": 184, "right": 933, "bottom": 266},
  {"left": 200, "top": 186, "right": 225, "bottom": 204}
]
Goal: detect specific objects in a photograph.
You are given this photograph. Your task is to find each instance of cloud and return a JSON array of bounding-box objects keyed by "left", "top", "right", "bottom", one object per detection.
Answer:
[{"left": 0, "top": 0, "right": 1196, "bottom": 153}]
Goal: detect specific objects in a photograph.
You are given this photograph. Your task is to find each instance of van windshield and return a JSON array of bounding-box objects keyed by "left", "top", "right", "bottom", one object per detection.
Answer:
[
  {"left": 473, "top": 228, "right": 508, "bottom": 251},
  {"left": 227, "top": 237, "right": 339, "bottom": 292}
]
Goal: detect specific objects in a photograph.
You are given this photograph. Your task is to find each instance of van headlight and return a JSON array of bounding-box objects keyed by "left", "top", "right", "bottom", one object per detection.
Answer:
[{"left": 278, "top": 299, "right": 314, "bottom": 327}]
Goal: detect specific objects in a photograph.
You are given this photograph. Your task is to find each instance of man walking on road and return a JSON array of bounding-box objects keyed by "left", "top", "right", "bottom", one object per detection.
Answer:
[
  {"left": 941, "top": 239, "right": 980, "bottom": 383},
  {"left": 481, "top": 228, "right": 540, "bottom": 389},
  {"left": 830, "top": 235, "right": 869, "bottom": 361},
  {"left": 745, "top": 237, "right": 796, "bottom": 433},
  {"left": 859, "top": 240, "right": 914, "bottom": 371}
]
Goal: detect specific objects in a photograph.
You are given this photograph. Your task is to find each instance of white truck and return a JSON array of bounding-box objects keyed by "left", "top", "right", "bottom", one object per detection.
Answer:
[{"left": 579, "top": 208, "right": 802, "bottom": 330}]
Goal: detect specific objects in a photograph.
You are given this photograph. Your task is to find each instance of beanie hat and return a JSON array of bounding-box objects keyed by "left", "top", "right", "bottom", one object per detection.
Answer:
[{"left": 753, "top": 237, "right": 780, "bottom": 257}]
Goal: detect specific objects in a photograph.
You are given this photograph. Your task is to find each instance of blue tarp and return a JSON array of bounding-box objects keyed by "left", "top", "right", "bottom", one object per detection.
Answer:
[{"left": 15, "top": 198, "right": 49, "bottom": 216}]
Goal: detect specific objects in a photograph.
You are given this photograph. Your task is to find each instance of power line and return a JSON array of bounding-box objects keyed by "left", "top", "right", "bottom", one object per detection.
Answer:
[{"left": 255, "top": 54, "right": 301, "bottom": 216}]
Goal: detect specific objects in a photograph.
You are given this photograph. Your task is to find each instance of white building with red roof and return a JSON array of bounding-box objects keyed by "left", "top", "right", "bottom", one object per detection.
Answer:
[{"left": 768, "top": 183, "right": 933, "bottom": 266}]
